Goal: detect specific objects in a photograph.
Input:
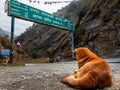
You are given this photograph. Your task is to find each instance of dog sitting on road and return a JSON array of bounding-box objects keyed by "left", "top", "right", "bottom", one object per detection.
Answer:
[{"left": 61, "top": 47, "right": 114, "bottom": 89}]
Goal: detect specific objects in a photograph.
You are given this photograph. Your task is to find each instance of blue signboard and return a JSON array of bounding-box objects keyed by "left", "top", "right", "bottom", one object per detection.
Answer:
[{"left": 0, "top": 50, "right": 11, "bottom": 56}]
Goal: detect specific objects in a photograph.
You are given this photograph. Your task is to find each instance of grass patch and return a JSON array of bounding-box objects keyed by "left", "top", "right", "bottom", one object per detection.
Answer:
[{"left": 14, "top": 63, "right": 25, "bottom": 66}]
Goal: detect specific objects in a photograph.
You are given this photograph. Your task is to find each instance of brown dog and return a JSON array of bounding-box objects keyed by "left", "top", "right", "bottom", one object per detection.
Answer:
[{"left": 61, "top": 47, "right": 114, "bottom": 89}]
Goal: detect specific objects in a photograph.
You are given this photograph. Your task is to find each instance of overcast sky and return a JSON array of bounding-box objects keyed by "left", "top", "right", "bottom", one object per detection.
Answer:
[{"left": 0, "top": 0, "right": 71, "bottom": 36}]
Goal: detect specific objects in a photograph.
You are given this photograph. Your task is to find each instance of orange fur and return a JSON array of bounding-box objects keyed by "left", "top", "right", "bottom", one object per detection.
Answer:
[{"left": 61, "top": 47, "right": 114, "bottom": 89}]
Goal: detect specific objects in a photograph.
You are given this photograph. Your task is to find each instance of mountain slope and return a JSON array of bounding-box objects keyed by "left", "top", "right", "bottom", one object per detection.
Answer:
[
  {"left": 0, "top": 28, "right": 11, "bottom": 37},
  {"left": 75, "top": 0, "right": 120, "bottom": 57},
  {"left": 17, "top": 0, "right": 120, "bottom": 58},
  {"left": 17, "top": 2, "right": 81, "bottom": 58}
]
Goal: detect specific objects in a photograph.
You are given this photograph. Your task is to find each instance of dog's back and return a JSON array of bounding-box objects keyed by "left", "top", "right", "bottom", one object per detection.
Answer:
[{"left": 61, "top": 47, "right": 114, "bottom": 89}]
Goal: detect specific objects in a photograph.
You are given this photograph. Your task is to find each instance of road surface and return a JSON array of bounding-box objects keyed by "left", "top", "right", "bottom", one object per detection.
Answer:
[{"left": 0, "top": 58, "right": 120, "bottom": 90}]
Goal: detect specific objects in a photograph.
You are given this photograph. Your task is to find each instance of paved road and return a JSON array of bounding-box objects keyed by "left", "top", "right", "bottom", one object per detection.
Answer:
[
  {"left": 105, "top": 58, "right": 120, "bottom": 63},
  {"left": 0, "top": 58, "right": 120, "bottom": 90}
]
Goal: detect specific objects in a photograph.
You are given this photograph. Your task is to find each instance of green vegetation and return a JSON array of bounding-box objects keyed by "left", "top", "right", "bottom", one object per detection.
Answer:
[
  {"left": 12, "top": 62, "right": 25, "bottom": 66},
  {"left": 0, "top": 35, "right": 10, "bottom": 48},
  {"left": 75, "top": 25, "right": 84, "bottom": 36}
]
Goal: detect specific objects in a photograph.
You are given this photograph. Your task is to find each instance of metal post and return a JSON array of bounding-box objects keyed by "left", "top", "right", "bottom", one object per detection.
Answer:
[
  {"left": 71, "top": 31, "right": 74, "bottom": 58},
  {"left": 17, "top": 46, "right": 20, "bottom": 62},
  {"left": 10, "top": 16, "right": 15, "bottom": 64}
]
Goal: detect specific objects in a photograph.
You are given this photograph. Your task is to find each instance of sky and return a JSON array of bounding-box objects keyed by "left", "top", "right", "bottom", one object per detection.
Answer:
[{"left": 0, "top": 0, "right": 72, "bottom": 36}]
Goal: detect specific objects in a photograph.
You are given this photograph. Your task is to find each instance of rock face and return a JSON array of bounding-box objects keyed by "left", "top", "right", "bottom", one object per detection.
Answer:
[
  {"left": 76, "top": 0, "right": 120, "bottom": 58},
  {"left": 17, "top": 0, "right": 120, "bottom": 58},
  {"left": 83, "top": 23, "right": 120, "bottom": 58},
  {"left": 18, "top": 25, "right": 72, "bottom": 58}
]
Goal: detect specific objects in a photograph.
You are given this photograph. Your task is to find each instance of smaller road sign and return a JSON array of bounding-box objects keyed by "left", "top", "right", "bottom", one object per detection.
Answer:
[{"left": 16, "top": 41, "right": 22, "bottom": 47}]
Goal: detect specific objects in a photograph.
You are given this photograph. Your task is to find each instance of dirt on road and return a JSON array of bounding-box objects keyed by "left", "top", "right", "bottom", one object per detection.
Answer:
[{"left": 0, "top": 59, "right": 120, "bottom": 90}]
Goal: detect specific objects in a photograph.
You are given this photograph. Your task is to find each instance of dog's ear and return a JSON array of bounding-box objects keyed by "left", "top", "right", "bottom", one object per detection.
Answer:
[
  {"left": 73, "top": 49, "right": 76, "bottom": 57},
  {"left": 73, "top": 49, "right": 77, "bottom": 56}
]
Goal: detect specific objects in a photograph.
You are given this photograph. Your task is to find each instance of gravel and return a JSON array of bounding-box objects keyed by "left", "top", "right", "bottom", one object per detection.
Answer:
[{"left": 0, "top": 58, "right": 120, "bottom": 90}]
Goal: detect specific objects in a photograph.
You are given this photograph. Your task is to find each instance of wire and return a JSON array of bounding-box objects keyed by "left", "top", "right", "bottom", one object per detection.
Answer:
[
  {"left": 44, "top": 1, "right": 71, "bottom": 5},
  {"left": 26, "top": 0, "right": 75, "bottom": 4}
]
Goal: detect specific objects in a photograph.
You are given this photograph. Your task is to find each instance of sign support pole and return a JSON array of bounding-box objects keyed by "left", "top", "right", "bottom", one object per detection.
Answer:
[
  {"left": 10, "top": 16, "right": 15, "bottom": 64},
  {"left": 17, "top": 46, "right": 19, "bottom": 62},
  {"left": 71, "top": 31, "right": 74, "bottom": 58}
]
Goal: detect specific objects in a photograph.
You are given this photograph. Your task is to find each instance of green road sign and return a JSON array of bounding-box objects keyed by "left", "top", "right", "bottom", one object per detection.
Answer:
[{"left": 9, "top": 0, "right": 75, "bottom": 31}]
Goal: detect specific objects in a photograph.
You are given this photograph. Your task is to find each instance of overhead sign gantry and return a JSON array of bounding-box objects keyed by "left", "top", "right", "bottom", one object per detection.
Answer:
[{"left": 7, "top": 0, "right": 75, "bottom": 63}]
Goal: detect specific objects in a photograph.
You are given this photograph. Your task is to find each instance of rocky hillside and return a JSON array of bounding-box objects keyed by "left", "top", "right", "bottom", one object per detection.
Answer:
[
  {"left": 17, "top": 24, "right": 72, "bottom": 58},
  {"left": 75, "top": 0, "right": 120, "bottom": 58},
  {"left": 17, "top": 0, "right": 120, "bottom": 58},
  {"left": 0, "top": 35, "right": 10, "bottom": 49},
  {"left": 17, "top": 1, "right": 81, "bottom": 58}
]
